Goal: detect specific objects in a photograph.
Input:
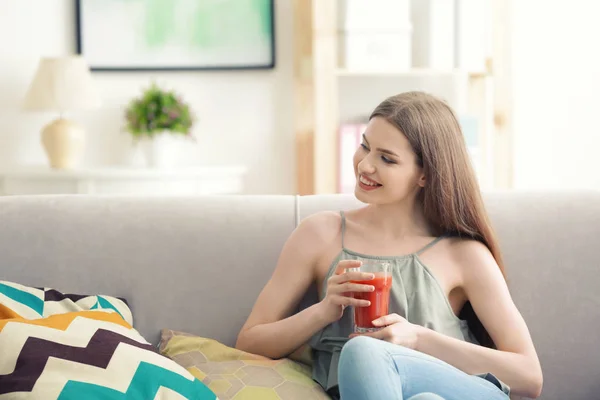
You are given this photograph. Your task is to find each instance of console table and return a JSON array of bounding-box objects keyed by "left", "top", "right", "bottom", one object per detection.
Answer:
[{"left": 0, "top": 166, "right": 247, "bottom": 196}]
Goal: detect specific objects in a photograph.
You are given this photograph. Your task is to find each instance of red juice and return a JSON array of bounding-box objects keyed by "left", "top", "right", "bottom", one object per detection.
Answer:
[{"left": 352, "top": 273, "right": 393, "bottom": 329}]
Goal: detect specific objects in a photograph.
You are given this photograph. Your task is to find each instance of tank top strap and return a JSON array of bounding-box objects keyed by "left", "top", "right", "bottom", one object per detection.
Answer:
[
  {"left": 415, "top": 234, "right": 446, "bottom": 256},
  {"left": 339, "top": 211, "right": 347, "bottom": 248}
]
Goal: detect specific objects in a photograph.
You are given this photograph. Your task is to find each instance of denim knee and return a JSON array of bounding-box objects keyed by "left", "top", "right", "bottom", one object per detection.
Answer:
[
  {"left": 339, "top": 336, "right": 388, "bottom": 382},
  {"left": 407, "top": 393, "right": 446, "bottom": 400},
  {"left": 340, "top": 336, "right": 387, "bottom": 366},
  {"left": 341, "top": 336, "right": 380, "bottom": 354},
  {"left": 338, "top": 336, "right": 403, "bottom": 399},
  {"left": 341, "top": 335, "right": 421, "bottom": 363}
]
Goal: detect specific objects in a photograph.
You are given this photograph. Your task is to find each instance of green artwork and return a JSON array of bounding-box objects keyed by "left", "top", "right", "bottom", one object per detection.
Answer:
[{"left": 76, "top": 0, "right": 275, "bottom": 71}]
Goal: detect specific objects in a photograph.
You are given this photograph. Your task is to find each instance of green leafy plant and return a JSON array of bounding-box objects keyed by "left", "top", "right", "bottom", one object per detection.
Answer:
[{"left": 124, "top": 83, "right": 195, "bottom": 139}]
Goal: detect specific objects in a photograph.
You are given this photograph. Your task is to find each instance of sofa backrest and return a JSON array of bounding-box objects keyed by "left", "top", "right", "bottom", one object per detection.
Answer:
[
  {"left": 0, "top": 195, "right": 296, "bottom": 346},
  {"left": 0, "top": 192, "right": 599, "bottom": 400}
]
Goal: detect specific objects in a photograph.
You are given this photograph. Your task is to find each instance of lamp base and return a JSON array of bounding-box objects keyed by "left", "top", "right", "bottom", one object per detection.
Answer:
[{"left": 41, "top": 118, "right": 85, "bottom": 169}]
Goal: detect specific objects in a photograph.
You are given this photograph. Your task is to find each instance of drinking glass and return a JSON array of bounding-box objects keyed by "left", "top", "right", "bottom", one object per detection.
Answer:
[{"left": 346, "top": 260, "right": 392, "bottom": 333}]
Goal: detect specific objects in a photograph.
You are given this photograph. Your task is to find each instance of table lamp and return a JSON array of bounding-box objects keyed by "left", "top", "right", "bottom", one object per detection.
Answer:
[{"left": 22, "top": 56, "right": 101, "bottom": 169}]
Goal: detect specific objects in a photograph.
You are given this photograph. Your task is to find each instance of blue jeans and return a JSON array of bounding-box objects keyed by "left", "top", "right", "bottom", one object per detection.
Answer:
[{"left": 337, "top": 336, "right": 510, "bottom": 400}]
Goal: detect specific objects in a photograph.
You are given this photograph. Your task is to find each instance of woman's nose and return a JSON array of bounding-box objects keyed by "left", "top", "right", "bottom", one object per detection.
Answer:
[{"left": 358, "top": 156, "right": 376, "bottom": 175}]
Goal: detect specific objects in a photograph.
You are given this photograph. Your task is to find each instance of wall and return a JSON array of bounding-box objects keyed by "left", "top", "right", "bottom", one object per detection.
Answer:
[
  {"left": 0, "top": 0, "right": 295, "bottom": 195},
  {"left": 511, "top": 0, "right": 600, "bottom": 190}
]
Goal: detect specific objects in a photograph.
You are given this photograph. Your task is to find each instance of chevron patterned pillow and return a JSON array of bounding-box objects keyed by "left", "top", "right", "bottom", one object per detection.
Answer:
[
  {"left": 0, "top": 281, "right": 218, "bottom": 399},
  {"left": 0, "top": 280, "right": 133, "bottom": 322}
]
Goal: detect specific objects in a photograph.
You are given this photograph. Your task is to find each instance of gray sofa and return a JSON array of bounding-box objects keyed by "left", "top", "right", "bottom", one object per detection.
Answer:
[{"left": 0, "top": 192, "right": 598, "bottom": 400}]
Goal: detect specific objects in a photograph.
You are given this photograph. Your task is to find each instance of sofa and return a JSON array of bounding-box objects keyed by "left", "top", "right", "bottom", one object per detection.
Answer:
[{"left": 0, "top": 192, "right": 598, "bottom": 400}]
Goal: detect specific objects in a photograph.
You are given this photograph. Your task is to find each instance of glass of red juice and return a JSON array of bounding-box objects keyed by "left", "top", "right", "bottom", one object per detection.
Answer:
[{"left": 347, "top": 261, "right": 392, "bottom": 333}]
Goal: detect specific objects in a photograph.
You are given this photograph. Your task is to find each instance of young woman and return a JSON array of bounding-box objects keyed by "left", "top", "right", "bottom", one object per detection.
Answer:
[{"left": 236, "top": 92, "right": 543, "bottom": 400}]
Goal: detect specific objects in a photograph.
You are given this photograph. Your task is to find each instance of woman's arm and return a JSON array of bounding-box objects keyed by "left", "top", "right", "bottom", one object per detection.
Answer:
[
  {"left": 235, "top": 212, "right": 337, "bottom": 359},
  {"left": 416, "top": 240, "right": 543, "bottom": 398}
]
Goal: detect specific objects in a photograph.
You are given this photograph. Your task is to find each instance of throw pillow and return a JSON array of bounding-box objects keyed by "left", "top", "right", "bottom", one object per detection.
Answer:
[
  {"left": 0, "top": 280, "right": 218, "bottom": 399},
  {"left": 159, "top": 329, "right": 330, "bottom": 400},
  {"left": 0, "top": 280, "right": 132, "bottom": 323}
]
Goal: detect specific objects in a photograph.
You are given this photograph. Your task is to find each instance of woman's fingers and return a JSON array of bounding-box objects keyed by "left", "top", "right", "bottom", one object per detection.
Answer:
[
  {"left": 333, "top": 294, "right": 371, "bottom": 307},
  {"left": 337, "top": 282, "right": 375, "bottom": 294},
  {"left": 334, "top": 259, "right": 362, "bottom": 275},
  {"left": 329, "top": 270, "right": 375, "bottom": 285}
]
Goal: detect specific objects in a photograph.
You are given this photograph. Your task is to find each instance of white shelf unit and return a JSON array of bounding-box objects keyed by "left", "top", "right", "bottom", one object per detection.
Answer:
[
  {"left": 0, "top": 166, "right": 247, "bottom": 196},
  {"left": 335, "top": 69, "right": 487, "bottom": 78},
  {"left": 310, "top": 0, "right": 496, "bottom": 194}
]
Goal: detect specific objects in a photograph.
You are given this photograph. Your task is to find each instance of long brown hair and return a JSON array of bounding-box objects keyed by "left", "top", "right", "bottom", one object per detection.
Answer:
[{"left": 370, "top": 91, "right": 505, "bottom": 348}]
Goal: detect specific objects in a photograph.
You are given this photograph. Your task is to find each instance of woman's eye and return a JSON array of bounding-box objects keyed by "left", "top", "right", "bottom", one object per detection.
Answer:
[
  {"left": 360, "top": 143, "right": 395, "bottom": 164},
  {"left": 381, "top": 155, "right": 396, "bottom": 164}
]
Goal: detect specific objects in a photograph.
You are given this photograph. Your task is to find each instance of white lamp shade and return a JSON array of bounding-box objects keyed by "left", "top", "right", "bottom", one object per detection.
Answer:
[{"left": 22, "top": 56, "right": 101, "bottom": 112}]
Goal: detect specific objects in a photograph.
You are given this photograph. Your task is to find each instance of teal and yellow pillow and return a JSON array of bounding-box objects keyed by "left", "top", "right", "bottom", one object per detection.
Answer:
[{"left": 0, "top": 280, "right": 218, "bottom": 399}]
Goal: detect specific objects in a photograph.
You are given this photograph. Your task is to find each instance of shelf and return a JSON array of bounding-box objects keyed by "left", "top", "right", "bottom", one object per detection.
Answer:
[
  {"left": 336, "top": 68, "right": 488, "bottom": 79},
  {"left": 0, "top": 165, "right": 248, "bottom": 196},
  {"left": 294, "top": 0, "right": 496, "bottom": 194},
  {"left": 0, "top": 165, "right": 248, "bottom": 180}
]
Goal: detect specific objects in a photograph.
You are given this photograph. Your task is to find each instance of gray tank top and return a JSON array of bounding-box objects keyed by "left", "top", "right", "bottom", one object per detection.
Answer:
[{"left": 309, "top": 211, "right": 479, "bottom": 392}]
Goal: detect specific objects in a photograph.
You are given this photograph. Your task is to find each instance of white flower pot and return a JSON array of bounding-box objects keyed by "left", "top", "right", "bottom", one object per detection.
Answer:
[{"left": 137, "top": 132, "right": 190, "bottom": 168}]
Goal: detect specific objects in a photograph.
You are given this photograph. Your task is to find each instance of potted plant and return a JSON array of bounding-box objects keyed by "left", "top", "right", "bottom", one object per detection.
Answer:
[{"left": 124, "top": 82, "right": 196, "bottom": 167}]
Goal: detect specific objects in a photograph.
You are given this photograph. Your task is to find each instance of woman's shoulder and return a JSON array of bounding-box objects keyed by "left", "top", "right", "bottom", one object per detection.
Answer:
[
  {"left": 296, "top": 210, "right": 343, "bottom": 243},
  {"left": 443, "top": 236, "right": 501, "bottom": 278},
  {"left": 445, "top": 236, "right": 492, "bottom": 258}
]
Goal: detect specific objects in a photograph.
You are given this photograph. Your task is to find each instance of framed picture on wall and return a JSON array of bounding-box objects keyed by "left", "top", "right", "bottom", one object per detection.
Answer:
[{"left": 75, "top": 0, "right": 276, "bottom": 71}]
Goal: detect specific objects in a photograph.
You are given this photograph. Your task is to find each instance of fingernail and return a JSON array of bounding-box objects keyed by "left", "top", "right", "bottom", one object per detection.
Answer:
[{"left": 370, "top": 285, "right": 375, "bottom": 291}]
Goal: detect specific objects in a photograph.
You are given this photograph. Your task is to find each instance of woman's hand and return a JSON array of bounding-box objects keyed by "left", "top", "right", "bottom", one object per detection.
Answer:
[
  {"left": 349, "top": 313, "right": 424, "bottom": 350},
  {"left": 318, "top": 260, "right": 375, "bottom": 325}
]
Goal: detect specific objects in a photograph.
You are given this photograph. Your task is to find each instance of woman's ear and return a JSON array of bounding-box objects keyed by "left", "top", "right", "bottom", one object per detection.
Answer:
[{"left": 418, "top": 174, "right": 426, "bottom": 188}]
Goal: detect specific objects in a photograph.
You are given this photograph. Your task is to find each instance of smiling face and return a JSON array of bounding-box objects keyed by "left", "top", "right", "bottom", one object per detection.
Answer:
[{"left": 353, "top": 116, "right": 426, "bottom": 206}]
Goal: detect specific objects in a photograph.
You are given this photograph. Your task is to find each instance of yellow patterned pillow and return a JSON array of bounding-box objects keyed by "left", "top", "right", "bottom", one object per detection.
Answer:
[{"left": 159, "top": 329, "right": 330, "bottom": 400}]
